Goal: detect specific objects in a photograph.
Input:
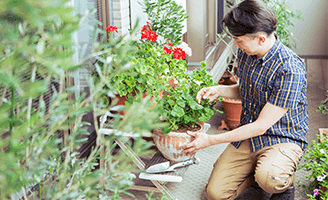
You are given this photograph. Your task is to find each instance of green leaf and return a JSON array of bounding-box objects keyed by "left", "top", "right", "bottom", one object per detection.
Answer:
[
  {"left": 190, "top": 100, "right": 203, "bottom": 110},
  {"left": 172, "top": 105, "right": 184, "bottom": 117},
  {"left": 36, "top": 39, "right": 45, "bottom": 54},
  {"left": 177, "top": 99, "right": 185, "bottom": 107}
]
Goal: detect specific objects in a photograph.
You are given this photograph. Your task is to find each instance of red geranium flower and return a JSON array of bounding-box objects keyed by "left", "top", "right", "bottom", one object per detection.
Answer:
[
  {"left": 141, "top": 31, "right": 150, "bottom": 40},
  {"left": 105, "top": 25, "right": 118, "bottom": 33},
  {"left": 141, "top": 25, "right": 152, "bottom": 32},
  {"left": 163, "top": 46, "right": 172, "bottom": 54},
  {"left": 141, "top": 22, "right": 152, "bottom": 32},
  {"left": 173, "top": 48, "right": 186, "bottom": 60},
  {"left": 149, "top": 31, "right": 157, "bottom": 41},
  {"left": 141, "top": 30, "right": 157, "bottom": 42}
]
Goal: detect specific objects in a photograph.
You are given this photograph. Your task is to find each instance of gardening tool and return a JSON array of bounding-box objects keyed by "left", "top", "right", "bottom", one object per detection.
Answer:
[
  {"left": 139, "top": 173, "right": 183, "bottom": 182},
  {"left": 146, "top": 157, "right": 200, "bottom": 173}
]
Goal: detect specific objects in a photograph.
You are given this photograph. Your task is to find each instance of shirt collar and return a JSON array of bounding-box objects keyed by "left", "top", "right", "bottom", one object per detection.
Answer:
[{"left": 261, "top": 33, "right": 281, "bottom": 63}]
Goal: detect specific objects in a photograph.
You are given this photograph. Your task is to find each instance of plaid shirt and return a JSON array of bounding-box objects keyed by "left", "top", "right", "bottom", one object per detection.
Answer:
[{"left": 232, "top": 37, "right": 308, "bottom": 152}]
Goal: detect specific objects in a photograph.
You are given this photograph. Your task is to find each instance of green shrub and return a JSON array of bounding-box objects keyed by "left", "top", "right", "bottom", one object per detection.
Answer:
[{"left": 0, "top": 0, "right": 160, "bottom": 199}]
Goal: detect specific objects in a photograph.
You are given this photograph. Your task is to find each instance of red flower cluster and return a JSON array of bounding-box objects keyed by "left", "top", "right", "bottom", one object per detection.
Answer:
[
  {"left": 141, "top": 21, "right": 152, "bottom": 32},
  {"left": 141, "top": 31, "right": 157, "bottom": 41},
  {"left": 105, "top": 25, "right": 118, "bottom": 33},
  {"left": 163, "top": 46, "right": 172, "bottom": 55},
  {"left": 173, "top": 48, "right": 186, "bottom": 60},
  {"left": 163, "top": 45, "right": 186, "bottom": 60},
  {"left": 141, "top": 22, "right": 157, "bottom": 42}
]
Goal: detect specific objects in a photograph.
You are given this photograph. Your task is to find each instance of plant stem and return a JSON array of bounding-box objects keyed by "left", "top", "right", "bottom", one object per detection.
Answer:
[
  {"left": 0, "top": 87, "right": 7, "bottom": 106},
  {"left": 27, "top": 64, "right": 37, "bottom": 122},
  {"left": 39, "top": 182, "right": 41, "bottom": 198},
  {"left": 10, "top": 68, "right": 16, "bottom": 135}
]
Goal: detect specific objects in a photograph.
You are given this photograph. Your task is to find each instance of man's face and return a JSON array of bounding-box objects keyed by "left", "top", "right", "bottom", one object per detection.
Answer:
[{"left": 232, "top": 34, "right": 260, "bottom": 56}]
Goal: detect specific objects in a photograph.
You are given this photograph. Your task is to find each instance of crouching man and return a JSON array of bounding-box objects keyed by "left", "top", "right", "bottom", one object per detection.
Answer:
[{"left": 182, "top": 0, "right": 308, "bottom": 199}]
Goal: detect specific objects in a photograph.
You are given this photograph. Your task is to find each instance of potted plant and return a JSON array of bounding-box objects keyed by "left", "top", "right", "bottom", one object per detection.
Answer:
[
  {"left": 94, "top": 0, "right": 190, "bottom": 114},
  {"left": 109, "top": 0, "right": 189, "bottom": 104},
  {"left": 92, "top": 23, "right": 168, "bottom": 115},
  {"left": 152, "top": 62, "right": 222, "bottom": 161},
  {"left": 216, "top": 33, "right": 242, "bottom": 131}
]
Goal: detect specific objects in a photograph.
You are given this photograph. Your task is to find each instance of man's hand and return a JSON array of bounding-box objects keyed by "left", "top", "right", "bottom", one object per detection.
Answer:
[
  {"left": 181, "top": 131, "right": 213, "bottom": 156},
  {"left": 196, "top": 86, "right": 220, "bottom": 104}
]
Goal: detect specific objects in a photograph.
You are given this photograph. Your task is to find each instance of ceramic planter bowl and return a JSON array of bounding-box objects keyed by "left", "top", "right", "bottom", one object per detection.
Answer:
[{"left": 152, "top": 123, "right": 205, "bottom": 162}]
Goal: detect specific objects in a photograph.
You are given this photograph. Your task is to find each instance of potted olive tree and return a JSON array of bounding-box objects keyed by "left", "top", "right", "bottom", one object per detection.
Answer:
[{"left": 0, "top": 1, "right": 162, "bottom": 199}]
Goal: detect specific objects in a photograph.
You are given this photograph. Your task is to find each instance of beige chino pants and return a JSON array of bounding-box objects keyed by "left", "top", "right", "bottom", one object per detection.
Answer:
[{"left": 205, "top": 140, "right": 303, "bottom": 200}]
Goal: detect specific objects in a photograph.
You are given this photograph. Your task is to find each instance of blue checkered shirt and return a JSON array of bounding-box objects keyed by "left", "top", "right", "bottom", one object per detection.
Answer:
[{"left": 232, "top": 37, "right": 308, "bottom": 152}]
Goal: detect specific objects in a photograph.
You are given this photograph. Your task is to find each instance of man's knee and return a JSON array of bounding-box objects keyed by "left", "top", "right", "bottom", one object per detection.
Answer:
[
  {"left": 254, "top": 169, "right": 295, "bottom": 194},
  {"left": 205, "top": 184, "right": 222, "bottom": 200},
  {"left": 205, "top": 184, "right": 235, "bottom": 200}
]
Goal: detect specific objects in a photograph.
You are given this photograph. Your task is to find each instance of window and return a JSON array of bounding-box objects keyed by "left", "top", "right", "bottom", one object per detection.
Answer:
[{"left": 186, "top": 0, "right": 233, "bottom": 70}]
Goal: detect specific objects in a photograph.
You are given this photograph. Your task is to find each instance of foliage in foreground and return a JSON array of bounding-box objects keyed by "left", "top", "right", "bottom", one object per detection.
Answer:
[
  {"left": 298, "top": 133, "right": 328, "bottom": 200},
  {"left": 0, "top": 0, "right": 161, "bottom": 199}
]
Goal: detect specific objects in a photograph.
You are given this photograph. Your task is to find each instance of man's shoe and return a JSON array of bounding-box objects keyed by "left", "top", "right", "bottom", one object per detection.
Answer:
[
  {"left": 235, "top": 181, "right": 272, "bottom": 200},
  {"left": 270, "top": 184, "right": 295, "bottom": 200}
]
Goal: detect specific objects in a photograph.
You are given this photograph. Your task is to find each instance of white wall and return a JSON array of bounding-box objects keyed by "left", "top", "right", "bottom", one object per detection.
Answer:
[
  {"left": 288, "top": 0, "right": 328, "bottom": 56},
  {"left": 113, "top": 0, "right": 131, "bottom": 37}
]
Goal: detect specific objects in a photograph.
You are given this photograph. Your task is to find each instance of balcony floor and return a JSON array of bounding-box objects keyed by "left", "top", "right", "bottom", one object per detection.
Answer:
[{"left": 122, "top": 59, "right": 327, "bottom": 200}]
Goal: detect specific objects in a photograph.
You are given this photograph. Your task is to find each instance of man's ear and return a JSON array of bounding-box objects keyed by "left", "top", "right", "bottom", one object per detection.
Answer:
[{"left": 258, "top": 35, "right": 266, "bottom": 45}]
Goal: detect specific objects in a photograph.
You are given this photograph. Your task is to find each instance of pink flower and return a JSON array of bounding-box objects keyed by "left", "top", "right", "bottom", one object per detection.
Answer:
[
  {"left": 105, "top": 26, "right": 118, "bottom": 33},
  {"left": 314, "top": 189, "right": 319, "bottom": 196}
]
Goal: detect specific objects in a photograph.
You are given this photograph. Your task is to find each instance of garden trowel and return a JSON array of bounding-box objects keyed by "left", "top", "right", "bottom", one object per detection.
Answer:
[{"left": 145, "top": 157, "right": 200, "bottom": 173}]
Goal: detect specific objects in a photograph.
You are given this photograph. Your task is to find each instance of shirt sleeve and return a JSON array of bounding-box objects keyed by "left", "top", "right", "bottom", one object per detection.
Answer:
[{"left": 268, "top": 58, "right": 306, "bottom": 109}]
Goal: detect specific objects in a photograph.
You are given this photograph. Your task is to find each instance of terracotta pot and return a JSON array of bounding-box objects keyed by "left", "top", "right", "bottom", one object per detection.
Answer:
[
  {"left": 222, "top": 98, "right": 242, "bottom": 129},
  {"left": 152, "top": 123, "right": 205, "bottom": 162},
  {"left": 318, "top": 128, "right": 328, "bottom": 143},
  {"left": 218, "top": 75, "right": 238, "bottom": 85},
  {"left": 112, "top": 94, "right": 128, "bottom": 115},
  {"left": 168, "top": 78, "right": 178, "bottom": 88},
  {"left": 112, "top": 90, "right": 163, "bottom": 116}
]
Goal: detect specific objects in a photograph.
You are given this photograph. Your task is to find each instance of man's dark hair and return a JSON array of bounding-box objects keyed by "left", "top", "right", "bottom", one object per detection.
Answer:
[{"left": 221, "top": 0, "right": 277, "bottom": 37}]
